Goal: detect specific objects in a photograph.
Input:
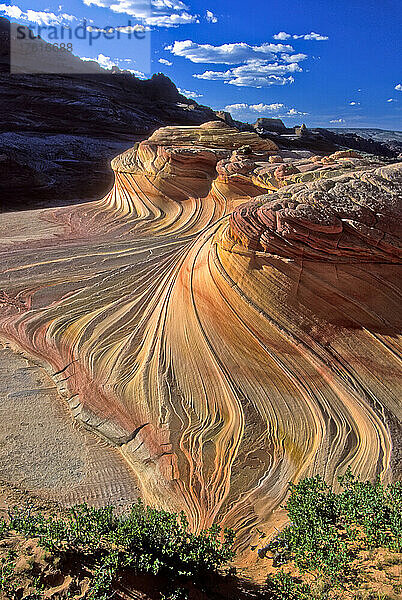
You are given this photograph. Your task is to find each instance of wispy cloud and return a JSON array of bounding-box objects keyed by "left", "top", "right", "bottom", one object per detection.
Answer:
[
  {"left": 395, "top": 83, "right": 402, "bottom": 91},
  {"left": 273, "top": 31, "right": 291, "bottom": 41},
  {"left": 194, "top": 59, "right": 302, "bottom": 87},
  {"left": 159, "top": 58, "right": 173, "bottom": 65},
  {"left": 82, "top": 0, "right": 198, "bottom": 28},
  {"left": 286, "top": 108, "right": 309, "bottom": 116},
  {"left": 387, "top": 98, "right": 396, "bottom": 102},
  {"left": 81, "top": 53, "right": 118, "bottom": 69},
  {"left": 281, "top": 53, "right": 308, "bottom": 63},
  {"left": 274, "top": 31, "right": 328, "bottom": 41},
  {"left": 329, "top": 118, "right": 346, "bottom": 124},
  {"left": 167, "top": 40, "right": 307, "bottom": 88},
  {"left": 166, "top": 40, "right": 295, "bottom": 64},
  {"left": 81, "top": 53, "right": 146, "bottom": 77},
  {"left": 349, "top": 101, "right": 360, "bottom": 106},
  {"left": 225, "top": 102, "right": 285, "bottom": 113},
  {"left": 225, "top": 102, "right": 308, "bottom": 118},
  {"left": 87, "top": 24, "right": 148, "bottom": 34},
  {"left": 145, "top": 12, "right": 197, "bottom": 26}
]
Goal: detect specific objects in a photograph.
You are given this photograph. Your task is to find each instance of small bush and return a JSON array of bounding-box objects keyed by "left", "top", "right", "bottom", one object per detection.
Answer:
[
  {"left": 265, "top": 570, "right": 313, "bottom": 599},
  {"left": 267, "top": 470, "right": 402, "bottom": 584},
  {"left": 1, "top": 500, "right": 235, "bottom": 599},
  {"left": 337, "top": 470, "right": 402, "bottom": 551},
  {"left": 0, "top": 551, "right": 16, "bottom": 593}
]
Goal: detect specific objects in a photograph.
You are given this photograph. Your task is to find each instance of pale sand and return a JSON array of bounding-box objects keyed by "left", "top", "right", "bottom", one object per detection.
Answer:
[{"left": 0, "top": 339, "right": 139, "bottom": 509}]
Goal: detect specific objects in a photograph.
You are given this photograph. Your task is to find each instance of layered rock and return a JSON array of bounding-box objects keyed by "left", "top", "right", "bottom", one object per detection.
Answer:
[
  {"left": 0, "top": 122, "right": 400, "bottom": 577},
  {"left": 108, "top": 122, "right": 278, "bottom": 204},
  {"left": 112, "top": 122, "right": 277, "bottom": 174},
  {"left": 229, "top": 163, "right": 402, "bottom": 262}
]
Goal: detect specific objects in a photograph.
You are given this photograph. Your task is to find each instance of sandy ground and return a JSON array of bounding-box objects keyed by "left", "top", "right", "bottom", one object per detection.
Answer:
[{"left": 0, "top": 339, "right": 140, "bottom": 509}]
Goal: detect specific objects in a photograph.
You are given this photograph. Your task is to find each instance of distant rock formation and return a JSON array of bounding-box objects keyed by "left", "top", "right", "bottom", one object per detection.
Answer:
[
  {"left": 259, "top": 125, "right": 401, "bottom": 159},
  {"left": 254, "top": 118, "right": 287, "bottom": 133}
]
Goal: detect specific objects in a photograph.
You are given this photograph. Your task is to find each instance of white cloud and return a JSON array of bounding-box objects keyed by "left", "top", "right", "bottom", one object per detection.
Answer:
[
  {"left": 206, "top": 10, "right": 217, "bottom": 23},
  {"left": 329, "top": 118, "right": 346, "bottom": 124},
  {"left": 166, "top": 40, "right": 295, "bottom": 64},
  {"left": 82, "top": 0, "right": 197, "bottom": 28},
  {"left": 274, "top": 31, "right": 328, "bottom": 41},
  {"left": 0, "top": 4, "right": 23, "bottom": 19},
  {"left": 178, "top": 88, "right": 203, "bottom": 98},
  {"left": 145, "top": 12, "right": 197, "bottom": 26},
  {"left": 224, "top": 102, "right": 307, "bottom": 118},
  {"left": 225, "top": 102, "right": 285, "bottom": 113},
  {"left": 0, "top": 3, "right": 76, "bottom": 26},
  {"left": 255, "top": 102, "right": 285, "bottom": 111},
  {"left": 286, "top": 108, "right": 308, "bottom": 116},
  {"left": 294, "top": 32, "right": 328, "bottom": 40},
  {"left": 349, "top": 101, "right": 360, "bottom": 105},
  {"left": 127, "top": 69, "right": 147, "bottom": 77},
  {"left": 167, "top": 40, "right": 308, "bottom": 87},
  {"left": 273, "top": 31, "right": 291, "bottom": 40},
  {"left": 395, "top": 83, "right": 402, "bottom": 91},
  {"left": 81, "top": 53, "right": 117, "bottom": 69},
  {"left": 88, "top": 24, "right": 148, "bottom": 33},
  {"left": 159, "top": 58, "right": 173, "bottom": 66},
  {"left": 387, "top": 98, "right": 396, "bottom": 102},
  {"left": 194, "top": 59, "right": 301, "bottom": 87},
  {"left": 81, "top": 53, "right": 146, "bottom": 77},
  {"left": 281, "top": 53, "right": 308, "bottom": 63},
  {"left": 195, "top": 71, "right": 295, "bottom": 87}
]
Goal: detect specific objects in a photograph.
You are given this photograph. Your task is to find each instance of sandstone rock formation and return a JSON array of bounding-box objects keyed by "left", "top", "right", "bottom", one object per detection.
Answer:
[
  {"left": 230, "top": 163, "right": 402, "bottom": 262},
  {"left": 254, "top": 117, "right": 287, "bottom": 132},
  {"left": 0, "top": 122, "right": 401, "bottom": 576}
]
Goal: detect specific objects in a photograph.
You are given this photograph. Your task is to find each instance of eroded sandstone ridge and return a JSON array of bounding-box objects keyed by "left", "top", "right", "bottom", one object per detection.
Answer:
[
  {"left": 230, "top": 163, "right": 401, "bottom": 261},
  {"left": 0, "top": 122, "right": 401, "bottom": 572}
]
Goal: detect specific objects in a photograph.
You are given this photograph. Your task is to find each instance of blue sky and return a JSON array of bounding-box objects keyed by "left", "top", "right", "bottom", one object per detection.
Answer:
[{"left": 2, "top": 0, "right": 402, "bottom": 128}]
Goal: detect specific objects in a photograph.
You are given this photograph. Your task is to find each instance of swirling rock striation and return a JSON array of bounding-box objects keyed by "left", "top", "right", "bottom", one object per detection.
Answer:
[{"left": 0, "top": 122, "right": 401, "bottom": 577}]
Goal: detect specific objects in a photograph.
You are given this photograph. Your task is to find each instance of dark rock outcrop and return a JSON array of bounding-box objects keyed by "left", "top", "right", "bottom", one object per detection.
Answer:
[
  {"left": 0, "top": 17, "right": 220, "bottom": 210},
  {"left": 254, "top": 118, "right": 286, "bottom": 133},
  {"left": 257, "top": 125, "right": 401, "bottom": 159}
]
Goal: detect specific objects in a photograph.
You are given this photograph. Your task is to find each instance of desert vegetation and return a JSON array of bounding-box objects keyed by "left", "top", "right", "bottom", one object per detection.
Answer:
[
  {"left": 0, "top": 471, "right": 400, "bottom": 599},
  {"left": 265, "top": 470, "right": 402, "bottom": 599},
  {"left": 0, "top": 500, "right": 235, "bottom": 599}
]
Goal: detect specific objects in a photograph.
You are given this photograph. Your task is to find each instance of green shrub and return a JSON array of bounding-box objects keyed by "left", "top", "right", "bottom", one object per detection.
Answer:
[
  {"left": 265, "top": 570, "right": 313, "bottom": 600},
  {"left": 337, "top": 471, "right": 402, "bottom": 551},
  {"left": 0, "top": 551, "right": 16, "bottom": 593},
  {"left": 267, "top": 470, "right": 402, "bottom": 583},
  {"left": 5, "top": 500, "right": 235, "bottom": 599}
]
